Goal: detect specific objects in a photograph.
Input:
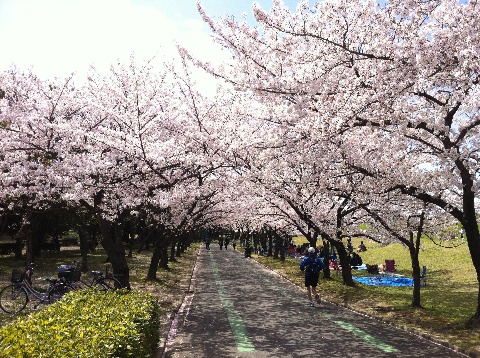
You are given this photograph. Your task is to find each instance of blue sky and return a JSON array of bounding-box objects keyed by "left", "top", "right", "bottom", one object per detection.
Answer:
[
  {"left": 0, "top": 0, "right": 305, "bottom": 80},
  {"left": 153, "top": 0, "right": 302, "bottom": 21}
]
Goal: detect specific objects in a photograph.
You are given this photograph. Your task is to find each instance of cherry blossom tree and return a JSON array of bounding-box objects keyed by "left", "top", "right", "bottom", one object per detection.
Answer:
[
  {"left": 190, "top": 0, "right": 480, "bottom": 323},
  {"left": 0, "top": 68, "right": 84, "bottom": 264},
  {"left": 73, "top": 57, "right": 256, "bottom": 283},
  {"left": 0, "top": 59, "right": 213, "bottom": 283}
]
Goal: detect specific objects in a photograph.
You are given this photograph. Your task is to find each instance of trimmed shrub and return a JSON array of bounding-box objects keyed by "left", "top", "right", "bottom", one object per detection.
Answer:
[{"left": 0, "top": 289, "right": 160, "bottom": 357}]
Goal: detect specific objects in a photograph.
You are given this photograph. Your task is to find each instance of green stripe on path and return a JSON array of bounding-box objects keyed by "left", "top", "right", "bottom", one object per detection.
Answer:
[
  {"left": 260, "top": 276, "right": 399, "bottom": 353},
  {"left": 333, "top": 320, "right": 400, "bottom": 353},
  {"left": 209, "top": 252, "right": 256, "bottom": 352}
]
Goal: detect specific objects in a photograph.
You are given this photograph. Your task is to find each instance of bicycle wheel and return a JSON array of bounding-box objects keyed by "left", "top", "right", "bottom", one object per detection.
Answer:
[
  {"left": 48, "top": 282, "right": 75, "bottom": 303},
  {"left": 95, "top": 277, "right": 122, "bottom": 291},
  {"left": 0, "top": 284, "right": 28, "bottom": 314}
]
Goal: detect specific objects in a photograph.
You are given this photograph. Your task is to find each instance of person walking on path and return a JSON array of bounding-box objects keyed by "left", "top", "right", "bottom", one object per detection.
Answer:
[
  {"left": 205, "top": 237, "right": 212, "bottom": 250},
  {"left": 300, "top": 247, "right": 325, "bottom": 307}
]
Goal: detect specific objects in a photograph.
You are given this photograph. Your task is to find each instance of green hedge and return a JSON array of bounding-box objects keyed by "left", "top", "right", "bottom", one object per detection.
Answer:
[{"left": 0, "top": 289, "right": 160, "bottom": 357}]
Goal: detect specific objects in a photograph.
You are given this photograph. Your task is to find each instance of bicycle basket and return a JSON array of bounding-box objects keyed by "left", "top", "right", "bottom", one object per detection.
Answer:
[
  {"left": 58, "top": 264, "right": 81, "bottom": 281},
  {"left": 11, "top": 268, "right": 24, "bottom": 283}
]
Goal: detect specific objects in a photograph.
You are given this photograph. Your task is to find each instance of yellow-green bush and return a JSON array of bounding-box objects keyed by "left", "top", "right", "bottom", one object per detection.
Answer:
[{"left": 0, "top": 289, "right": 159, "bottom": 357}]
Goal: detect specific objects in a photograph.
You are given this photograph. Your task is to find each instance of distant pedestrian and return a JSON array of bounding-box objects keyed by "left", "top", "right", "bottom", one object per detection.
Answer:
[
  {"left": 244, "top": 243, "right": 252, "bottom": 258},
  {"left": 300, "top": 247, "right": 325, "bottom": 307},
  {"left": 224, "top": 237, "right": 230, "bottom": 250},
  {"left": 205, "top": 237, "right": 211, "bottom": 251},
  {"left": 232, "top": 239, "right": 237, "bottom": 250},
  {"left": 219, "top": 237, "right": 224, "bottom": 250}
]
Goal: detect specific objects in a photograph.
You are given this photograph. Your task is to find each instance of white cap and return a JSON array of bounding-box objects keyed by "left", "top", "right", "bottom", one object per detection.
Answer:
[{"left": 308, "top": 247, "right": 315, "bottom": 253}]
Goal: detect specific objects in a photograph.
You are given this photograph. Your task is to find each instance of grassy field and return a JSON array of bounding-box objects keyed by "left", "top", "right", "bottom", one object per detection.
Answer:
[{"left": 256, "top": 236, "right": 479, "bottom": 357}]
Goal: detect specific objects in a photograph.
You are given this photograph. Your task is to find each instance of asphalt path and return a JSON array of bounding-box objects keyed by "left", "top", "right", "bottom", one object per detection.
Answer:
[{"left": 161, "top": 246, "right": 466, "bottom": 358}]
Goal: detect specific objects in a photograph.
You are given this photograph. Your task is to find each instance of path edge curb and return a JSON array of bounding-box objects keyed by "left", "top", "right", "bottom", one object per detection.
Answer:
[{"left": 157, "top": 246, "right": 202, "bottom": 358}]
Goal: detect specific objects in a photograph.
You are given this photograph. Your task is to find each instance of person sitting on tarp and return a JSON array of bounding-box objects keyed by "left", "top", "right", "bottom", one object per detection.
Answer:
[
  {"left": 350, "top": 252, "right": 363, "bottom": 267},
  {"left": 357, "top": 241, "right": 367, "bottom": 252}
]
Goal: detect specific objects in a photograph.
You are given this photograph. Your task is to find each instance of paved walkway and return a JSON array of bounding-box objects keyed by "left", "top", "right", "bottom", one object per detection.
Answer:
[{"left": 162, "top": 246, "right": 466, "bottom": 357}]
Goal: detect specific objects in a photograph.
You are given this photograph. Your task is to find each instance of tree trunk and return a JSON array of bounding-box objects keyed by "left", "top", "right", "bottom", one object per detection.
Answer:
[
  {"left": 169, "top": 236, "right": 177, "bottom": 262},
  {"left": 160, "top": 239, "right": 169, "bottom": 269},
  {"left": 124, "top": 226, "right": 133, "bottom": 258},
  {"left": 32, "top": 219, "right": 43, "bottom": 258},
  {"left": 136, "top": 222, "right": 148, "bottom": 253},
  {"left": 25, "top": 227, "right": 35, "bottom": 267},
  {"left": 97, "top": 216, "right": 130, "bottom": 289},
  {"left": 332, "top": 240, "right": 354, "bottom": 286},
  {"left": 78, "top": 225, "right": 90, "bottom": 272},
  {"left": 14, "top": 235, "right": 23, "bottom": 260},
  {"left": 458, "top": 167, "right": 480, "bottom": 325},
  {"left": 322, "top": 240, "right": 331, "bottom": 279},
  {"left": 270, "top": 231, "right": 286, "bottom": 261},
  {"left": 179, "top": 232, "right": 191, "bottom": 254},
  {"left": 267, "top": 230, "right": 273, "bottom": 257},
  {"left": 260, "top": 235, "right": 266, "bottom": 255},
  {"left": 463, "top": 215, "right": 480, "bottom": 324},
  {"left": 147, "top": 229, "right": 162, "bottom": 281},
  {"left": 253, "top": 232, "right": 260, "bottom": 254},
  {"left": 22, "top": 212, "right": 38, "bottom": 266},
  {"left": 175, "top": 234, "right": 184, "bottom": 257},
  {"left": 408, "top": 231, "right": 422, "bottom": 307},
  {"left": 279, "top": 236, "right": 286, "bottom": 261},
  {"left": 309, "top": 231, "right": 318, "bottom": 249},
  {"left": 273, "top": 233, "right": 280, "bottom": 259}
]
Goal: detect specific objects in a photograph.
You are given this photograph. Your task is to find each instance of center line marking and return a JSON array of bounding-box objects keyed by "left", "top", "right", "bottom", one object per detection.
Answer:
[{"left": 209, "top": 252, "right": 256, "bottom": 352}]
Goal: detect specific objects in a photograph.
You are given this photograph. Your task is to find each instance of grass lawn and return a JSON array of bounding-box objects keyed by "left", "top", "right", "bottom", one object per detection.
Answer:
[{"left": 256, "top": 236, "right": 479, "bottom": 356}]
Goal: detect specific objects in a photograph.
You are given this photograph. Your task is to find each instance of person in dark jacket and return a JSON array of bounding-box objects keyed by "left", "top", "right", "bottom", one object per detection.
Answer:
[
  {"left": 300, "top": 247, "right": 325, "bottom": 307},
  {"left": 350, "top": 252, "right": 363, "bottom": 267},
  {"left": 357, "top": 241, "right": 367, "bottom": 252}
]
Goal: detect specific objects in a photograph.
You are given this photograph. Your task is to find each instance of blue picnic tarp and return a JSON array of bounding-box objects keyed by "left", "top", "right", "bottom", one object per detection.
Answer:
[{"left": 353, "top": 275, "right": 414, "bottom": 287}]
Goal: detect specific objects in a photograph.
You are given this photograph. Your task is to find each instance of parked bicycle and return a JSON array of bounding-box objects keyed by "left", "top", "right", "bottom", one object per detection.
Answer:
[
  {"left": 0, "top": 264, "right": 75, "bottom": 314},
  {"left": 58, "top": 262, "right": 122, "bottom": 291}
]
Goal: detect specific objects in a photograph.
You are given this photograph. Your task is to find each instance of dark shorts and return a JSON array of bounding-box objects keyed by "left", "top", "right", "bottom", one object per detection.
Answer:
[{"left": 305, "top": 273, "right": 320, "bottom": 287}]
